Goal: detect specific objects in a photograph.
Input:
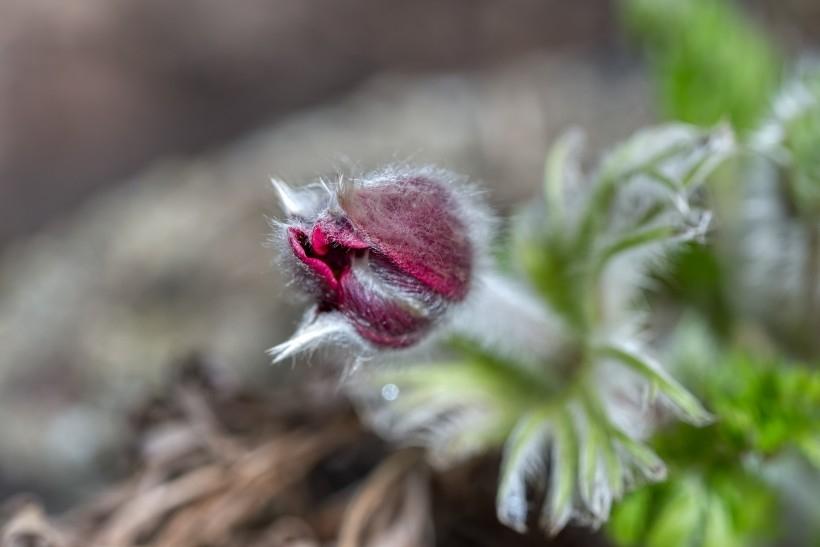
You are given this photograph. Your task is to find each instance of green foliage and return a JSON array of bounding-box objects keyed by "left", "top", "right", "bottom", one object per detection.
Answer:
[
  {"left": 715, "top": 359, "right": 820, "bottom": 460},
  {"left": 623, "top": 0, "right": 782, "bottom": 132},
  {"left": 607, "top": 332, "right": 820, "bottom": 547},
  {"left": 684, "top": 351, "right": 820, "bottom": 464},
  {"left": 615, "top": 5, "right": 820, "bottom": 543},
  {"left": 363, "top": 123, "right": 733, "bottom": 535},
  {"left": 516, "top": 124, "right": 732, "bottom": 334},
  {"left": 610, "top": 469, "right": 776, "bottom": 547},
  {"left": 363, "top": 338, "right": 676, "bottom": 534},
  {"left": 357, "top": 5, "right": 820, "bottom": 535}
]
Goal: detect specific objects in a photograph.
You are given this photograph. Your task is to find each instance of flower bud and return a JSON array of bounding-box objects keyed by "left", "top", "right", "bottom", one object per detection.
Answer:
[{"left": 270, "top": 166, "right": 491, "bottom": 361}]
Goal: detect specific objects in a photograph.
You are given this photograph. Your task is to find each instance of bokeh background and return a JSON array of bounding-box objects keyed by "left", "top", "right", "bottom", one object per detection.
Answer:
[{"left": 0, "top": 0, "right": 817, "bottom": 512}]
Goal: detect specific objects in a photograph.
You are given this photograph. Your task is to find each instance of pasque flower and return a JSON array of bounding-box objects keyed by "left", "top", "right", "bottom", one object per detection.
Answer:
[
  {"left": 269, "top": 166, "right": 491, "bottom": 361},
  {"left": 268, "top": 125, "right": 727, "bottom": 536},
  {"left": 354, "top": 125, "right": 730, "bottom": 536}
]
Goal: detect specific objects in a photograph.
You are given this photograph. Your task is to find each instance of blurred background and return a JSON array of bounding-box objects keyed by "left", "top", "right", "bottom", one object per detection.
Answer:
[{"left": 0, "top": 0, "right": 818, "bottom": 515}]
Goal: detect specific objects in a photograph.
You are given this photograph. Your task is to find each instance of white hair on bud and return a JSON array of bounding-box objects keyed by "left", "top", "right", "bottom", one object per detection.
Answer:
[
  {"left": 349, "top": 250, "right": 446, "bottom": 319},
  {"left": 267, "top": 308, "right": 360, "bottom": 363},
  {"left": 269, "top": 178, "right": 332, "bottom": 219},
  {"left": 350, "top": 163, "right": 499, "bottom": 275},
  {"left": 270, "top": 178, "right": 307, "bottom": 217}
]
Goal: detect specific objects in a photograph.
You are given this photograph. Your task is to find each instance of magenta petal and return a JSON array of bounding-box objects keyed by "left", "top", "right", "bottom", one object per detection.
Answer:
[
  {"left": 313, "top": 217, "right": 369, "bottom": 251},
  {"left": 310, "top": 224, "right": 331, "bottom": 256},
  {"left": 287, "top": 227, "right": 339, "bottom": 291},
  {"left": 340, "top": 176, "right": 472, "bottom": 300},
  {"left": 338, "top": 269, "right": 433, "bottom": 348}
]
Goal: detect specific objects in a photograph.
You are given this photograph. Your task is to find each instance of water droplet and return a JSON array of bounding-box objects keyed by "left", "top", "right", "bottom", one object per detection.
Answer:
[{"left": 381, "top": 383, "right": 400, "bottom": 401}]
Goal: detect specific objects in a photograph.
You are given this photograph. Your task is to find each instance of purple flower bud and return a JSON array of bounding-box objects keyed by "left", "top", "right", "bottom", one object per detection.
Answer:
[{"left": 270, "top": 166, "right": 490, "bottom": 359}]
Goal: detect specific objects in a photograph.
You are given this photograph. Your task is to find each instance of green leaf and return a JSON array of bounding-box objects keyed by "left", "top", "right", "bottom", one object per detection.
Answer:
[
  {"left": 614, "top": 429, "right": 667, "bottom": 482},
  {"left": 544, "top": 128, "right": 585, "bottom": 229},
  {"left": 516, "top": 231, "right": 588, "bottom": 330},
  {"left": 582, "top": 389, "right": 627, "bottom": 499},
  {"left": 704, "top": 353, "right": 820, "bottom": 459},
  {"left": 578, "top": 124, "right": 732, "bottom": 264},
  {"left": 541, "top": 408, "right": 578, "bottom": 535},
  {"left": 601, "top": 123, "right": 735, "bottom": 191},
  {"left": 596, "top": 344, "right": 714, "bottom": 426},
  {"left": 609, "top": 487, "right": 652, "bottom": 545},
  {"left": 593, "top": 224, "right": 679, "bottom": 276},
  {"left": 711, "top": 471, "right": 777, "bottom": 541},
  {"left": 497, "top": 406, "right": 552, "bottom": 532},
  {"left": 623, "top": 0, "right": 782, "bottom": 132},
  {"left": 518, "top": 124, "right": 733, "bottom": 332},
  {"left": 702, "top": 493, "right": 738, "bottom": 547},
  {"left": 798, "top": 435, "right": 820, "bottom": 468},
  {"left": 576, "top": 409, "right": 614, "bottom": 523},
  {"left": 608, "top": 465, "right": 779, "bottom": 547},
  {"left": 645, "top": 475, "right": 704, "bottom": 547}
]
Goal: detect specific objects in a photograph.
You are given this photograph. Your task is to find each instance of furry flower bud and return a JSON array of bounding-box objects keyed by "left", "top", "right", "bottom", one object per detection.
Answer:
[{"left": 270, "top": 166, "right": 490, "bottom": 361}]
